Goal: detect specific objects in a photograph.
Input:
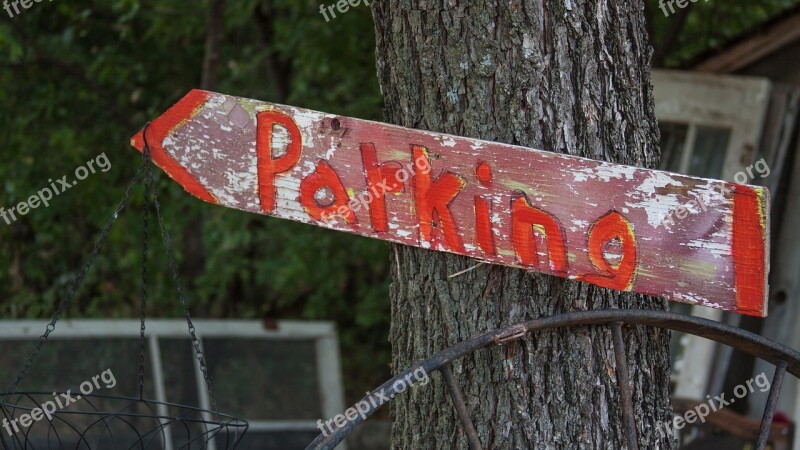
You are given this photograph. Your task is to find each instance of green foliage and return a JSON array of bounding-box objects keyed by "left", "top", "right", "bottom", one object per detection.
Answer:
[
  {"left": 0, "top": 0, "right": 386, "bottom": 402},
  {"left": 1, "top": 0, "right": 797, "bottom": 404},
  {"left": 649, "top": 0, "right": 799, "bottom": 67}
]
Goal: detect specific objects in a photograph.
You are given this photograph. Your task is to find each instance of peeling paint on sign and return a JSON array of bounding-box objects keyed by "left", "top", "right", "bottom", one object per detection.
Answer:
[{"left": 131, "top": 90, "right": 771, "bottom": 316}]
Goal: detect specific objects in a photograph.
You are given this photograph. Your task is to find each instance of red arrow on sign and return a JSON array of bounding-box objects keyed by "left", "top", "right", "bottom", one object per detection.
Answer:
[{"left": 132, "top": 90, "right": 770, "bottom": 317}]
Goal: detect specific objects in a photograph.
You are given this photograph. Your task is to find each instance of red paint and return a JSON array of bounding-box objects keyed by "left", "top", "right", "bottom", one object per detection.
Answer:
[
  {"left": 579, "top": 211, "right": 637, "bottom": 292},
  {"left": 475, "top": 161, "right": 496, "bottom": 254},
  {"left": 476, "top": 161, "right": 492, "bottom": 185},
  {"left": 413, "top": 146, "right": 466, "bottom": 252},
  {"left": 511, "top": 195, "right": 568, "bottom": 275},
  {"left": 300, "top": 160, "right": 357, "bottom": 225},
  {"left": 131, "top": 90, "right": 217, "bottom": 204},
  {"left": 732, "top": 184, "right": 767, "bottom": 315},
  {"left": 257, "top": 110, "right": 303, "bottom": 214},
  {"left": 136, "top": 91, "right": 773, "bottom": 316},
  {"left": 475, "top": 197, "right": 496, "bottom": 256},
  {"left": 361, "top": 143, "right": 404, "bottom": 232}
]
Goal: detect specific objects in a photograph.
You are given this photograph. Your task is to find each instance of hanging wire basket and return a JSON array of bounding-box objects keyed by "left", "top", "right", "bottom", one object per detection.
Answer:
[
  {"left": 1, "top": 126, "right": 248, "bottom": 449},
  {"left": 0, "top": 393, "right": 248, "bottom": 449}
]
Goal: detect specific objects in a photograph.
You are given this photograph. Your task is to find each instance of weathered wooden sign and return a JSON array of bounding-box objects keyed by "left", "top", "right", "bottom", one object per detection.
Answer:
[{"left": 131, "top": 90, "right": 770, "bottom": 316}]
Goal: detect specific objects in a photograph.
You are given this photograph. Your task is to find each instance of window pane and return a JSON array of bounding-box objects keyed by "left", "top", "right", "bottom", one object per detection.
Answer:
[
  {"left": 0, "top": 338, "right": 159, "bottom": 449},
  {"left": 658, "top": 122, "right": 689, "bottom": 172},
  {"left": 0, "top": 338, "right": 152, "bottom": 396},
  {"left": 204, "top": 338, "right": 322, "bottom": 420},
  {"left": 158, "top": 338, "right": 214, "bottom": 449},
  {"left": 688, "top": 126, "right": 730, "bottom": 178},
  {"left": 217, "top": 430, "right": 319, "bottom": 450},
  {"left": 160, "top": 338, "right": 199, "bottom": 406}
]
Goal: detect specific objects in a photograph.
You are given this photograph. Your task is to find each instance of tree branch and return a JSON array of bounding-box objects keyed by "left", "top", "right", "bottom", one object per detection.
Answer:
[
  {"left": 201, "top": 0, "right": 226, "bottom": 90},
  {"left": 253, "top": 1, "right": 292, "bottom": 103},
  {"left": 652, "top": 4, "right": 694, "bottom": 67}
]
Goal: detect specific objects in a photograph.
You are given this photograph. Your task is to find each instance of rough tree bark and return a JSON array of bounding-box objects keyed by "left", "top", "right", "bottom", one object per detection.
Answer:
[{"left": 372, "top": 1, "right": 674, "bottom": 448}]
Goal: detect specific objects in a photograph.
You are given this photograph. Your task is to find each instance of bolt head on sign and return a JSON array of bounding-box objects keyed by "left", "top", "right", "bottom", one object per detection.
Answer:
[{"left": 131, "top": 90, "right": 770, "bottom": 317}]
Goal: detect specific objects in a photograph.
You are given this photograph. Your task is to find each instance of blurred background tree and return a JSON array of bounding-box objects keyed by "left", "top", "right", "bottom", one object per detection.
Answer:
[{"left": 0, "top": 0, "right": 797, "bottom": 405}]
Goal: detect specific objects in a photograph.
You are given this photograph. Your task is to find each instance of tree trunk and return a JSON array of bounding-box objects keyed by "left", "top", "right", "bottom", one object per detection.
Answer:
[
  {"left": 201, "top": 0, "right": 225, "bottom": 91},
  {"left": 372, "top": 1, "right": 674, "bottom": 449},
  {"left": 182, "top": 0, "right": 226, "bottom": 300}
]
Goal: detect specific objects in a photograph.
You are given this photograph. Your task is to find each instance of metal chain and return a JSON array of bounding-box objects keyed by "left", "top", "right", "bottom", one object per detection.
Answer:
[
  {"left": 143, "top": 137, "right": 221, "bottom": 418},
  {"left": 4, "top": 126, "right": 221, "bottom": 422},
  {"left": 2, "top": 157, "right": 148, "bottom": 402},
  {"left": 138, "top": 123, "right": 153, "bottom": 400}
]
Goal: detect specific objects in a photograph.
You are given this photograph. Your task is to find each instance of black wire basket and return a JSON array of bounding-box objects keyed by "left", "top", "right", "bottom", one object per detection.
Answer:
[
  {"left": 1, "top": 128, "right": 249, "bottom": 449},
  {"left": 0, "top": 393, "right": 248, "bottom": 449}
]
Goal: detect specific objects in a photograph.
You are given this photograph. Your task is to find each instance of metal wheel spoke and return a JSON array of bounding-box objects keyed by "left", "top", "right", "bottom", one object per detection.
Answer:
[
  {"left": 611, "top": 322, "right": 639, "bottom": 450},
  {"left": 306, "top": 310, "right": 800, "bottom": 450},
  {"left": 441, "top": 364, "right": 482, "bottom": 450},
  {"left": 756, "top": 360, "right": 788, "bottom": 450}
]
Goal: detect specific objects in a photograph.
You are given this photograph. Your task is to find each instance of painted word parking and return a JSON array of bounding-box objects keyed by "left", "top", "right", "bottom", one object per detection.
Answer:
[
  {"left": 320, "top": 149, "right": 431, "bottom": 224},
  {"left": 132, "top": 91, "right": 770, "bottom": 316}
]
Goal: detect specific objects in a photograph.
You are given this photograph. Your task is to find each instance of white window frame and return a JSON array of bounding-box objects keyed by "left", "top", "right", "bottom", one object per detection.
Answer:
[
  {"left": 652, "top": 69, "right": 772, "bottom": 400},
  {"left": 0, "top": 320, "right": 347, "bottom": 450},
  {"left": 653, "top": 69, "right": 771, "bottom": 180}
]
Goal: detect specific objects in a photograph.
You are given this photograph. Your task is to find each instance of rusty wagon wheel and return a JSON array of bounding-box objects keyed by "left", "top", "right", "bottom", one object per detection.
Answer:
[{"left": 306, "top": 309, "right": 800, "bottom": 450}]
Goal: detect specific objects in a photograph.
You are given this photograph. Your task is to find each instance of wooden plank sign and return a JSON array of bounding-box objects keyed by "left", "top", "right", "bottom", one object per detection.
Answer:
[{"left": 131, "top": 90, "right": 770, "bottom": 316}]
